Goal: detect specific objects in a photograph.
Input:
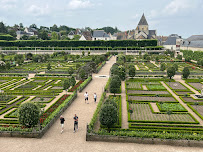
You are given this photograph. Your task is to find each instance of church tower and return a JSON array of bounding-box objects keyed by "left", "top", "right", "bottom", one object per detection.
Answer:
[{"left": 136, "top": 13, "right": 149, "bottom": 35}]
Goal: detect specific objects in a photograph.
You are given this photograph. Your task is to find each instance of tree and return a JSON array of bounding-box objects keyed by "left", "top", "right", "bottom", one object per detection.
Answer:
[
  {"left": 99, "top": 104, "right": 118, "bottom": 130},
  {"left": 167, "top": 67, "right": 176, "bottom": 79},
  {"left": 79, "top": 68, "right": 87, "bottom": 80},
  {"left": 118, "top": 65, "right": 126, "bottom": 81},
  {"left": 21, "top": 35, "right": 29, "bottom": 40},
  {"left": 82, "top": 51, "right": 85, "bottom": 56},
  {"left": 69, "top": 76, "right": 76, "bottom": 87},
  {"left": 50, "top": 24, "right": 59, "bottom": 32},
  {"left": 182, "top": 67, "right": 190, "bottom": 79},
  {"left": 47, "top": 63, "right": 51, "bottom": 70},
  {"left": 146, "top": 56, "right": 150, "bottom": 62},
  {"left": 51, "top": 31, "right": 59, "bottom": 40},
  {"left": 185, "top": 57, "right": 191, "bottom": 62},
  {"left": 73, "top": 35, "right": 81, "bottom": 40},
  {"left": 160, "top": 63, "right": 166, "bottom": 71},
  {"left": 29, "top": 24, "right": 37, "bottom": 29},
  {"left": 18, "top": 102, "right": 40, "bottom": 127},
  {"left": 26, "top": 53, "right": 33, "bottom": 60},
  {"left": 111, "top": 64, "right": 119, "bottom": 76},
  {"left": 63, "top": 79, "right": 70, "bottom": 90},
  {"left": 172, "top": 64, "right": 178, "bottom": 71},
  {"left": 176, "top": 54, "right": 182, "bottom": 60},
  {"left": 5, "top": 62, "right": 10, "bottom": 70},
  {"left": 109, "top": 79, "right": 120, "bottom": 95},
  {"left": 0, "top": 22, "right": 7, "bottom": 33},
  {"left": 39, "top": 30, "right": 49, "bottom": 40},
  {"left": 129, "top": 66, "right": 136, "bottom": 78}
]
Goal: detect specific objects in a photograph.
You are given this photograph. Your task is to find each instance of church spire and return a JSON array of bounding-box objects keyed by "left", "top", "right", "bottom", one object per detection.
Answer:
[{"left": 138, "top": 13, "right": 148, "bottom": 26}]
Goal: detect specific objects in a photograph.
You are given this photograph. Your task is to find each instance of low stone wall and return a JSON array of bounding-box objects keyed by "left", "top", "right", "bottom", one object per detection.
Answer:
[
  {"left": 86, "top": 132, "right": 203, "bottom": 147},
  {"left": 0, "top": 92, "right": 77, "bottom": 138}
]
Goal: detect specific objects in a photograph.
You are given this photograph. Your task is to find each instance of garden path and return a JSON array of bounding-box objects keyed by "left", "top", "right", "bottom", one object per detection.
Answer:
[
  {"left": 161, "top": 81, "right": 203, "bottom": 126},
  {"left": 10, "top": 79, "right": 34, "bottom": 90},
  {"left": 150, "top": 61, "right": 159, "bottom": 67},
  {"left": 150, "top": 103, "right": 160, "bottom": 112},
  {"left": 0, "top": 78, "right": 25, "bottom": 90},
  {"left": 177, "top": 80, "right": 200, "bottom": 95},
  {"left": 121, "top": 81, "right": 128, "bottom": 129},
  {"left": 0, "top": 57, "right": 202, "bottom": 152},
  {"left": 135, "top": 65, "right": 140, "bottom": 70}
]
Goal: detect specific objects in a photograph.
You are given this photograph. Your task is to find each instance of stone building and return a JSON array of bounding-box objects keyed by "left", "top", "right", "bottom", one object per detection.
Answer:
[{"left": 128, "top": 14, "right": 157, "bottom": 40}]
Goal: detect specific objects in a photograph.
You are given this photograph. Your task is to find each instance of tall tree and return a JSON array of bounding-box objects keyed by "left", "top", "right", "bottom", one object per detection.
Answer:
[{"left": 0, "top": 22, "right": 8, "bottom": 33}]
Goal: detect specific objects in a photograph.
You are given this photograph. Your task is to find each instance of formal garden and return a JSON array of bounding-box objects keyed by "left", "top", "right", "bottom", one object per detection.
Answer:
[
  {"left": 0, "top": 52, "right": 111, "bottom": 136},
  {"left": 87, "top": 52, "right": 203, "bottom": 143}
]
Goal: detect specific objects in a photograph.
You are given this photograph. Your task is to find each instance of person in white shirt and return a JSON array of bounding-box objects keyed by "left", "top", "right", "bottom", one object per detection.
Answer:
[
  {"left": 93, "top": 93, "right": 97, "bottom": 103},
  {"left": 84, "top": 92, "right": 89, "bottom": 104}
]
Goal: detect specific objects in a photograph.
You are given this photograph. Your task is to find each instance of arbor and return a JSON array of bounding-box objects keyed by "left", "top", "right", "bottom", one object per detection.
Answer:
[
  {"left": 160, "top": 63, "right": 166, "bottom": 71},
  {"left": 182, "top": 67, "right": 190, "bottom": 79},
  {"left": 167, "top": 67, "right": 176, "bottom": 79},
  {"left": 129, "top": 66, "right": 136, "bottom": 78},
  {"left": 99, "top": 104, "right": 118, "bottom": 129},
  {"left": 18, "top": 102, "right": 40, "bottom": 127}
]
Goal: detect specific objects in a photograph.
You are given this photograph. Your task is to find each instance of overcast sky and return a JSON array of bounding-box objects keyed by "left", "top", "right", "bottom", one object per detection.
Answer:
[{"left": 0, "top": 0, "right": 203, "bottom": 38}]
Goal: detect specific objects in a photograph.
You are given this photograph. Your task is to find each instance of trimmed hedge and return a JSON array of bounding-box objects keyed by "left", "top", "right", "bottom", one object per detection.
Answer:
[{"left": 0, "top": 40, "right": 158, "bottom": 47}]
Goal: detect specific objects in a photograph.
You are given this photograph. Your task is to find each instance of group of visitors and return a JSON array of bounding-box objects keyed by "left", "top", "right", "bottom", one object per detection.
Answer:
[
  {"left": 59, "top": 92, "right": 97, "bottom": 134},
  {"left": 84, "top": 92, "right": 97, "bottom": 104}
]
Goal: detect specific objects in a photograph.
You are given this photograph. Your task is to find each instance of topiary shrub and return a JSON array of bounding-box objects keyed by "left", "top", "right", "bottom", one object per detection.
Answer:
[
  {"left": 18, "top": 102, "right": 40, "bottom": 128},
  {"left": 99, "top": 104, "right": 118, "bottom": 129}
]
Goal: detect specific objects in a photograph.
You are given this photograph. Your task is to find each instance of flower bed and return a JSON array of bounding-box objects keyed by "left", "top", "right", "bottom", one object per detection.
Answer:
[
  {"left": 68, "top": 80, "right": 83, "bottom": 92},
  {"left": 40, "top": 94, "right": 69, "bottom": 124}
]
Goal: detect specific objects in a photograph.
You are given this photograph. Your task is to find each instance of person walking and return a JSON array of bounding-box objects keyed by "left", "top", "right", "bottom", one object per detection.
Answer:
[
  {"left": 60, "top": 115, "right": 65, "bottom": 134},
  {"left": 84, "top": 92, "right": 89, "bottom": 104},
  {"left": 93, "top": 93, "right": 97, "bottom": 103},
  {"left": 73, "top": 114, "right": 78, "bottom": 133}
]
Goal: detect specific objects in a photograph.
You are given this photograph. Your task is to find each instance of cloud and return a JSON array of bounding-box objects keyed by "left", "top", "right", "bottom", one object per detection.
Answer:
[
  {"left": 163, "top": 0, "right": 197, "bottom": 15},
  {"left": 0, "top": 0, "right": 17, "bottom": 9},
  {"left": 68, "top": 0, "right": 93, "bottom": 10},
  {"left": 27, "top": 4, "right": 50, "bottom": 17}
]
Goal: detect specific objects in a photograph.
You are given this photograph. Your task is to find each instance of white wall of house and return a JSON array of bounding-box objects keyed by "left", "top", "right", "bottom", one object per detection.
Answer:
[
  {"left": 180, "top": 47, "right": 203, "bottom": 51},
  {"left": 163, "top": 45, "right": 177, "bottom": 50},
  {"left": 79, "top": 35, "right": 86, "bottom": 41},
  {"left": 68, "top": 35, "right": 74, "bottom": 39},
  {"left": 92, "top": 37, "right": 110, "bottom": 41}
]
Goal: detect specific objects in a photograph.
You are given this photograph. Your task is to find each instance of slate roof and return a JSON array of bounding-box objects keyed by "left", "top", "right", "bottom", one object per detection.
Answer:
[
  {"left": 138, "top": 14, "right": 148, "bottom": 26},
  {"left": 181, "top": 40, "right": 203, "bottom": 48},
  {"left": 93, "top": 30, "right": 110, "bottom": 38},
  {"left": 164, "top": 34, "right": 181, "bottom": 45},
  {"left": 187, "top": 35, "right": 203, "bottom": 41},
  {"left": 82, "top": 31, "right": 92, "bottom": 40}
]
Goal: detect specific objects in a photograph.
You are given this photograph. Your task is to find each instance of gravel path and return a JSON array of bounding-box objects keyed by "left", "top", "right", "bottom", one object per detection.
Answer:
[
  {"left": 121, "top": 81, "right": 128, "bottom": 129},
  {"left": 0, "top": 57, "right": 202, "bottom": 152}
]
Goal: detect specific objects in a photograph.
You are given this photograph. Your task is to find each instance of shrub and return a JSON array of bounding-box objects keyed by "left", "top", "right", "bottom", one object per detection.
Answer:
[
  {"left": 182, "top": 67, "right": 190, "bottom": 79},
  {"left": 99, "top": 104, "right": 118, "bottom": 129},
  {"left": 167, "top": 67, "right": 176, "bottom": 79},
  {"left": 160, "top": 63, "right": 166, "bottom": 71},
  {"left": 18, "top": 102, "right": 40, "bottom": 127},
  {"left": 129, "top": 66, "right": 136, "bottom": 78}
]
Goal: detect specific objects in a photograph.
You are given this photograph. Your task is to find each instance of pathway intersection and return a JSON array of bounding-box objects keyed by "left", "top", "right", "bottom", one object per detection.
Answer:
[{"left": 0, "top": 57, "right": 202, "bottom": 152}]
